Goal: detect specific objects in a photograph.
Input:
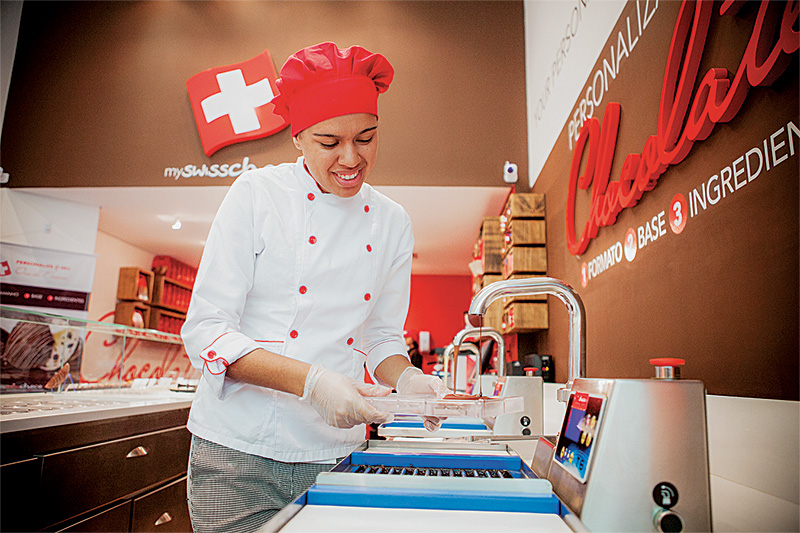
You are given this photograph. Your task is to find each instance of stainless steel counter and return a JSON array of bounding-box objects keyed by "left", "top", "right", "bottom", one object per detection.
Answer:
[{"left": 0, "top": 388, "right": 194, "bottom": 433}]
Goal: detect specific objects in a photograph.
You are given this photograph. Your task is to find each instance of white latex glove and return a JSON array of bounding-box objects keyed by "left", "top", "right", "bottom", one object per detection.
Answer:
[
  {"left": 395, "top": 366, "right": 449, "bottom": 431},
  {"left": 301, "top": 363, "right": 394, "bottom": 429}
]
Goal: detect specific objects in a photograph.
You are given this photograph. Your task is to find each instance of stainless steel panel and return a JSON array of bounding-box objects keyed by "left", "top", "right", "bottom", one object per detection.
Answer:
[{"left": 549, "top": 378, "right": 712, "bottom": 532}]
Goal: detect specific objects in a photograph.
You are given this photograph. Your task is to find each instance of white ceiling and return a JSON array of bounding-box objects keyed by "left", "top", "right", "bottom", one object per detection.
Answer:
[{"left": 19, "top": 185, "right": 512, "bottom": 276}]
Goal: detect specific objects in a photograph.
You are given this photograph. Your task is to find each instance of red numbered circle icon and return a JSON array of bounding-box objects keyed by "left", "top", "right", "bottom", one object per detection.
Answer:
[
  {"left": 624, "top": 228, "right": 637, "bottom": 262},
  {"left": 669, "top": 193, "right": 688, "bottom": 234}
]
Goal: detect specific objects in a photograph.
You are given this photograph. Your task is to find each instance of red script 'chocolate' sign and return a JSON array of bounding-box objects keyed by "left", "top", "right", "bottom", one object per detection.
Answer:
[{"left": 566, "top": 0, "right": 799, "bottom": 256}]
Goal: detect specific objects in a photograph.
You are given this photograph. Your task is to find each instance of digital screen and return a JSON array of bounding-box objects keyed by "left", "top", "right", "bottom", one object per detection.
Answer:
[{"left": 553, "top": 391, "right": 606, "bottom": 483}]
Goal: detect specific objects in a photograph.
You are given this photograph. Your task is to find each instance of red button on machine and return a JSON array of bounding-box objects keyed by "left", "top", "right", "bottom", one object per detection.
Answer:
[
  {"left": 649, "top": 357, "right": 685, "bottom": 379},
  {"left": 649, "top": 357, "right": 686, "bottom": 366}
]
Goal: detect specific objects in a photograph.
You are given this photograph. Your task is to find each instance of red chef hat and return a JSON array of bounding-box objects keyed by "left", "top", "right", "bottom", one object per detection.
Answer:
[{"left": 271, "top": 42, "right": 394, "bottom": 136}]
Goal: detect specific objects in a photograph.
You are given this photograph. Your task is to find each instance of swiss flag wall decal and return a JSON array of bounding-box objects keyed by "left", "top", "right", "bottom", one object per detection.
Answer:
[{"left": 187, "top": 49, "right": 288, "bottom": 156}]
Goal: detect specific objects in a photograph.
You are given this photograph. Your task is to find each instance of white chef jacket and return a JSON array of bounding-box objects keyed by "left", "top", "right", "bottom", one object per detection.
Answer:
[{"left": 181, "top": 157, "right": 413, "bottom": 462}]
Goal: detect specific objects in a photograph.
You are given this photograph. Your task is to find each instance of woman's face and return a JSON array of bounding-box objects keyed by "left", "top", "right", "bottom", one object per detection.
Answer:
[{"left": 293, "top": 113, "right": 379, "bottom": 198}]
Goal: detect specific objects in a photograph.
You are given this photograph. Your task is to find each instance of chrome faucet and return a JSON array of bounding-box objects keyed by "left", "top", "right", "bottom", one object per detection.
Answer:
[
  {"left": 451, "top": 327, "right": 506, "bottom": 378},
  {"left": 467, "top": 277, "right": 586, "bottom": 402}
]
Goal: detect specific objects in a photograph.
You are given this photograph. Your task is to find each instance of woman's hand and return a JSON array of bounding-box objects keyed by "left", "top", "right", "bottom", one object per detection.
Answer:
[
  {"left": 395, "top": 366, "right": 449, "bottom": 396},
  {"left": 302, "top": 363, "right": 393, "bottom": 429},
  {"left": 395, "top": 366, "right": 449, "bottom": 431}
]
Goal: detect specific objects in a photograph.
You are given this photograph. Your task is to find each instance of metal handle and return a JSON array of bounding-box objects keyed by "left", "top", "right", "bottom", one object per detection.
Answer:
[
  {"left": 126, "top": 445, "right": 148, "bottom": 458},
  {"left": 154, "top": 512, "right": 173, "bottom": 526}
]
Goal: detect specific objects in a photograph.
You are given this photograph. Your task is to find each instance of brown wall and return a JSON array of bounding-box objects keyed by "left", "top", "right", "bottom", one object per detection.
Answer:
[
  {"left": 1, "top": 1, "right": 527, "bottom": 188},
  {"left": 521, "top": 1, "right": 799, "bottom": 400}
]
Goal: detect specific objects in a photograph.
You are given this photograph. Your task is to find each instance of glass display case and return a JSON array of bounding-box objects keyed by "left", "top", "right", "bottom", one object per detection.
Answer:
[{"left": 1, "top": 306, "right": 200, "bottom": 394}]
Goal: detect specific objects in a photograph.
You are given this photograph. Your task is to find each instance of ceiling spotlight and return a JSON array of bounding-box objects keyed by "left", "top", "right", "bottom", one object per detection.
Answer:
[{"left": 172, "top": 219, "right": 182, "bottom": 230}]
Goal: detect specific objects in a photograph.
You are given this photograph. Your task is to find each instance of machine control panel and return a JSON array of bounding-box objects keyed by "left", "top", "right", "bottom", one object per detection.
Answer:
[{"left": 552, "top": 391, "right": 607, "bottom": 483}]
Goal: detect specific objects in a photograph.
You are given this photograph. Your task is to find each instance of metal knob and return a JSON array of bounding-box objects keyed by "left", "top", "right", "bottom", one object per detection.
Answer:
[{"left": 654, "top": 509, "right": 684, "bottom": 532}]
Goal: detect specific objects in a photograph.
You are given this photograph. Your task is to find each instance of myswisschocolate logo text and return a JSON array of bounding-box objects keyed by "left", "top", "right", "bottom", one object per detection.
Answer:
[{"left": 164, "top": 157, "right": 258, "bottom": 180}]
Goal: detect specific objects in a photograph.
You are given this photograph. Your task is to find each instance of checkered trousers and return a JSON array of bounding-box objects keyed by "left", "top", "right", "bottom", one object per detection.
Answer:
[{"left": 187, "top": 435, "right": 332, "bottom": 533}]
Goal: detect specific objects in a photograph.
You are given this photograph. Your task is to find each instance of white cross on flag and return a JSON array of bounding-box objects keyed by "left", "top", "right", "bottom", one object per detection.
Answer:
[{"left": 187, "top": 50, "right": 288, "bottom": 156}]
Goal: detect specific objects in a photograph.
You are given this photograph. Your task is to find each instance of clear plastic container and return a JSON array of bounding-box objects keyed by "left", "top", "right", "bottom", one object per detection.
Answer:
[{"left": 365, "top": 394, "right": 524, "bottom": 418}]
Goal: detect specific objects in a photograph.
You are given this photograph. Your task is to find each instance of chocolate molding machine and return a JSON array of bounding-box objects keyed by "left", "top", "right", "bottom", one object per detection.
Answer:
[
  {"left": 264, "top": 440, "right": 576, "bottom": 533},
  {"left": 261, "top": 277, "right": 712, "bottom": 533}
]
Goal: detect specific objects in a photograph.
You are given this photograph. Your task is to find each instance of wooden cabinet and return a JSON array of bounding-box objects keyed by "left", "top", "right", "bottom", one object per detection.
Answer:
[
  {"left": 1, "top": 407, "right": 191, "bottom": 532},
  {"left": 58, "top": 475, "right": 190, "bottom": 533},
  {"left": 40, "top": 427, "right": 190, "bottom": 528},
  {"left": 58, "top": 500, "right": 133, "bottom": 533},
  {"left": 0, "top": 457, "right": 41, "bottom": 533}
]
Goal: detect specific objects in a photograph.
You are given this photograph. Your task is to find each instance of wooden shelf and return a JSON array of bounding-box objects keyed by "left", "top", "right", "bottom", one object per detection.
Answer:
[
  {"left": 116, "top": 266, "right": 191, "bottom": 334},
  {"left": 471, "top": 193, "right": 550, "bottom": 335},
  {"left": 116, "top": 268, "right": 154, "bottom": 303},
  {"left": 502, "top": 247, "right": 547, "bottom": 277},
  {"left": 152, "top": 255, "right": 197, "bottom": 287},
  {"left": 474, "top": 217, "right": 503, "bottom": 274},
  {"left": 503, "top": 219, "right": 546, "bottom": 251},
  {"left": 503, "top": 302, "right": 549, "bottom": 333},
  {"left": 149, "top": 308, "right": 186, "bottom": 335},
  {"left": 114, "top": 301, "right": 150, "bottom": 329},
  {"left": 502, "top": 192, "right": 545, "bottom": 220},
  {"left": 151, "top": 274, "right": 192, "bottom": 313}
]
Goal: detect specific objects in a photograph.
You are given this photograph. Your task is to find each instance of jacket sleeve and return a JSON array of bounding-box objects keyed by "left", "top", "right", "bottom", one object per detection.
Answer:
[
  {"left": 363, "top": 211, "right": 414, "bottom": 386},
  {"left": 181, "top": 175, "right": 262, "bottom": 399}
]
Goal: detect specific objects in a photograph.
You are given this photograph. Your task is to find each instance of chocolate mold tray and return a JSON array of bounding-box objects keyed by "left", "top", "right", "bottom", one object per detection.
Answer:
[{"left": 365, "top": 394, "right": 524, "bottom": 418}]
